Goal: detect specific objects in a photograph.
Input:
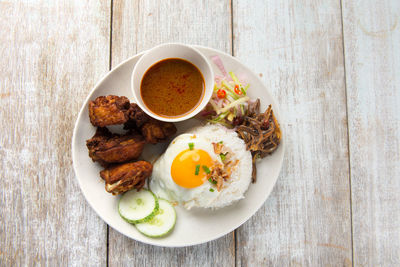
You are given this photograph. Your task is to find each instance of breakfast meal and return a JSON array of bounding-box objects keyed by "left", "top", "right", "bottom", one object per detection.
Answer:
[{"left": 83, "top": 54, "right": 281, "bottom": 238}]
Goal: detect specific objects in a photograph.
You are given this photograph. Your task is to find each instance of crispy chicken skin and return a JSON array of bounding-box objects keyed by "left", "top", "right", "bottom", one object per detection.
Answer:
[
  {"left": 127, "top": 103, "right": 150, "bottom": 128},
  {"left": 89, "top": 95, "right": 131, "bottom": 127},
  {"left": 141, "top": 120, "right": 177, "bottom": 144},
  {"left": 86, "top": 127, "right": 146, "bottom": 166},
  {"left": 100, "top": 161, "right": 153, "bottom": 195},
  {"left": 124, "top": 103, "right": 177, "bottom": 143}
]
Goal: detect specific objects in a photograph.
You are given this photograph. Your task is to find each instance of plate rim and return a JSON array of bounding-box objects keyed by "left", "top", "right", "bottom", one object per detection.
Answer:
[{"left": 71, "top": 45, "right": 285, "bottom": 247}]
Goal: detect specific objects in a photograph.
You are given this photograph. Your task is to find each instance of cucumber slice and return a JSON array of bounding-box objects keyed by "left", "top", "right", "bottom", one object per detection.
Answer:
[
  {"left": 135, "top": 199, "right": 176, "bottom": 238},
  {"left": 118, "top": 189, "right": 159, "bottom": 224}
]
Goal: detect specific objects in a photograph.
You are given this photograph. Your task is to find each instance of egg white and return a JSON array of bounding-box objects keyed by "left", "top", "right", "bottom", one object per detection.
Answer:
[{"left": 149, "top": 133, "right": 221, "bottom": 207}]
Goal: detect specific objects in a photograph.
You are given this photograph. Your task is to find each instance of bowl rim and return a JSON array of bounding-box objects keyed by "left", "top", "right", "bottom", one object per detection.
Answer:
[{"left": 130, "top": 42, "right": 214, "bottom": 122}]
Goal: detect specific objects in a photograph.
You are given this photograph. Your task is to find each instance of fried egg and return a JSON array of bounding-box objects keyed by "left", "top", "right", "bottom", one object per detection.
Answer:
[{"left": 150, "top": 125, "right": 252, "bottom": 209}]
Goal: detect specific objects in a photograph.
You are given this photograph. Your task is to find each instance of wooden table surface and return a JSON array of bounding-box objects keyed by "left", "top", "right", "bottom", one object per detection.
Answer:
[{"left": 1, "top": 0, "right": 399, "bottom": 266}]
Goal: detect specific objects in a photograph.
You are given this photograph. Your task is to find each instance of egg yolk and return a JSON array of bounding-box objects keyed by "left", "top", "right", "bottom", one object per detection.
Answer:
[{"left": 171, "top": 149, "right": 213, "bottom": 188}]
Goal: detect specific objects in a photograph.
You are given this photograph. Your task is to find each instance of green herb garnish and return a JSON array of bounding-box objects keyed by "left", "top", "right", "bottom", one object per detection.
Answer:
[
  {"left": 208, "top": 178, "right": 217, "bottom": 184},
  {"left": 219, "top": 141, "right": 223, "bottom": 144},
  {"left": 202, "top": 165, "right": 211, "bottom": 174},
  {"left": 220, "top": 152, "right": 228, "bottom": 161},
  {"left": 195, "top": 164, "right": 200, "bottom": 175},
  {"left": 188, "top": 142, "right": 194, "bottom": 150},
  {"left": 209, "top": 188, "right": 214, "bottom": 192}
]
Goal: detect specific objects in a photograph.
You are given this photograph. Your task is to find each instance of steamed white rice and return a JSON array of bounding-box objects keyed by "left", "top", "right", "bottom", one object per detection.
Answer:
[{"left": 185, "top": 124, "right": 252, "bottom": 209}]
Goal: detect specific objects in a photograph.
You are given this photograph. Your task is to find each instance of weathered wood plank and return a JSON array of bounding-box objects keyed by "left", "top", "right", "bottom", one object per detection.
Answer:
[
  {"left": 111, "top": 0, "right": 232, "bottom": 65},
  {"left": 108, "top": 1, "right": 234, "bottom": 266},
  {"left": 233, "top": 0, "right": 352, "bottom": 266},
  {"left": 342, "top": 1, "right": 400, "bottom": 266},
  {"left": 0, "top": 1, "right": 110, "bottom": 266}
]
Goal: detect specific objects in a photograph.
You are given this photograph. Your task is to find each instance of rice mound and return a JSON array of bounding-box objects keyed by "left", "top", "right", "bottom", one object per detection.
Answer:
[{"left": 186, "top": 124, "right": 252, "bottom": 209}]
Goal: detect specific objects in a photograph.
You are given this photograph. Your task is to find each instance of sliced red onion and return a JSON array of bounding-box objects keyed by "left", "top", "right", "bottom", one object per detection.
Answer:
[
  {"left": 211, "top": 55, "right": 228, "bottom": 78},
  {"left": 214, "top": 74, "right": 224, "bottom": 85},
  {"left": 199, "top": 110, "right": 216, "bottom": 117}
]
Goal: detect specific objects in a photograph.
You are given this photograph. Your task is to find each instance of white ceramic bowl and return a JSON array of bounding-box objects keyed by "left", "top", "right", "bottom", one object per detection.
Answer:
[{"left": 131, "top": 43, "right": 214, "bottom": 122}]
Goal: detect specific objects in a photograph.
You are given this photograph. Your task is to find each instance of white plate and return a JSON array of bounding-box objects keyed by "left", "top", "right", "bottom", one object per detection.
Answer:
[{"left": 72, "top": 46, "right": 285, "bottom": 247}]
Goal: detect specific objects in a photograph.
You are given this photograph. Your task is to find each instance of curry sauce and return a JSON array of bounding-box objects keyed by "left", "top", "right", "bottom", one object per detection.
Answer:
[{"left": 140, "top": 58, "right": 204, "bottom": 117}]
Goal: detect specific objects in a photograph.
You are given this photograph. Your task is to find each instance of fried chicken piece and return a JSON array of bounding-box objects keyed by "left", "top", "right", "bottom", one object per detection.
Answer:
[
  {"left": 89, "top": 95, "right": 131, "bottom": 127},
  {"left": 86, "top": 127, "right": 146, "bottom": 166},
  {"left": 141, "top": 120, "right": 177, "bottom": 144},
  {"left": 86, "top": 127, "right": 113, "bottom": 149},
  {"left": 127, "top": 103, "right": 150, "bottom": 128},
  {"left": 100, "top": 161, "right": 153, "bottom": 195},
  {"left": 124, "top": 103, "right": 177, "bottom": 143}
]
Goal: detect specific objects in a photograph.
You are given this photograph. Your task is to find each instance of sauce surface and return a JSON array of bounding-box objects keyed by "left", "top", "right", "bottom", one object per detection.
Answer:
[{"left": 140, "top": 58, "right": 204, "bottom": 117}]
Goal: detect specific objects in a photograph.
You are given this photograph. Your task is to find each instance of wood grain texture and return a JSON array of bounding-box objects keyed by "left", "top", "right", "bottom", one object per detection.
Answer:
[
  {"left": 0, "top": 1, "right": 110, "bottom": 266},
  {"left": 111, "top": 0, "right": 232, "bottom": 66},
  {"left": 2, "top": 0, "right": 399, "bottom": 265},
  {"left": 109, "top": 1, "right": 234, "bottom": 266},
  {"left": 342, "top": 1, "right": 400, "bottom": 266},
  {"left": 233, "top": 0, "right": 352, "bottom": 266}
]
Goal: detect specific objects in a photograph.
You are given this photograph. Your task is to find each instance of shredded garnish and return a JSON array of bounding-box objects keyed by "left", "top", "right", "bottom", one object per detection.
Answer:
[
  {"left": 236, "top": 103, "right": 281, "bottom": 183},
  {"left": 200, "top": 57, "right": 255, "bottom": 128},
  {"left": 212, "top": 142, "right": 223, "bottom": 154},
  {"left": 206, "top": 146, "right": 239, "bottom": 192}
]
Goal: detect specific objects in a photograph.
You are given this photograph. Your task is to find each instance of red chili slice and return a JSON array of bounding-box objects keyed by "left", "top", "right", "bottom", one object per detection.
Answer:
[
  {"left": 234, "top": 85, "right": 242, "bottom": 95},
  {"left": 217, "top": 89, "right": 226, "bottom": 98}
]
